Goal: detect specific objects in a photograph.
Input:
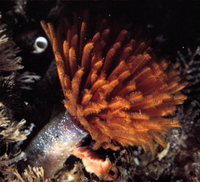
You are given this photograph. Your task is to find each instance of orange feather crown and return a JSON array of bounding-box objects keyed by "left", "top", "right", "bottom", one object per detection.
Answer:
[{"left": 41, "top": 12, "right": 187, "bottom": 154}]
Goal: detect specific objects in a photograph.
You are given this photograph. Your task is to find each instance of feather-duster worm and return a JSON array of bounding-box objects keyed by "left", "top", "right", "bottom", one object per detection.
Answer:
[{"left": 26, "top": 11, "right": 187, "bottom": 180}]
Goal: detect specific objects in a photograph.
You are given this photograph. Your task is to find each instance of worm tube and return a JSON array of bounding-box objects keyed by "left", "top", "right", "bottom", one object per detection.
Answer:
[{"left": 25, "top": 111, "right": 88, "bottom": 178}]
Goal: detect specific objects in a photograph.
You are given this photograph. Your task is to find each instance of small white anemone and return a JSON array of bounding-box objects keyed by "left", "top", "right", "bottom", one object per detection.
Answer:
[{"left": 33, "top": 36, "right": 48, "bottom": 54}]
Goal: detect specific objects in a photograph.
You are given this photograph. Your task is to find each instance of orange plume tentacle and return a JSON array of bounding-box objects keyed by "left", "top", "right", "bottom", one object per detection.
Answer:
[{"left": 41, "top": 12, "right": 186, "bottom": 155}]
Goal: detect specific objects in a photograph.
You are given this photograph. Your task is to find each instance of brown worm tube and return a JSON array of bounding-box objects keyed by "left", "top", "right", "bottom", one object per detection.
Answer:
[{"left": 25, "top": 111, "right": 88, "bottom": 178}]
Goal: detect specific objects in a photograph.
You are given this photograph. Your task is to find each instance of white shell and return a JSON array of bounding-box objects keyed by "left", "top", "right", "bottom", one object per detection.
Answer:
[{"left": 33, "top": 36, "right": 48, "bottom": 54}]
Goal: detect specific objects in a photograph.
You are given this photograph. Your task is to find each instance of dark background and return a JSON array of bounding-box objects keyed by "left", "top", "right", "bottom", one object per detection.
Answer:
[{"left": 1, "top": 1, "right": 200, "bottom": 61}]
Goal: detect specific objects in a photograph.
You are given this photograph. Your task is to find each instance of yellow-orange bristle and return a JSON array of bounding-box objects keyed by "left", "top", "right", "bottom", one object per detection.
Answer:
[{"left": 41, "top": 12, "right": 186, "bottom": 155}]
